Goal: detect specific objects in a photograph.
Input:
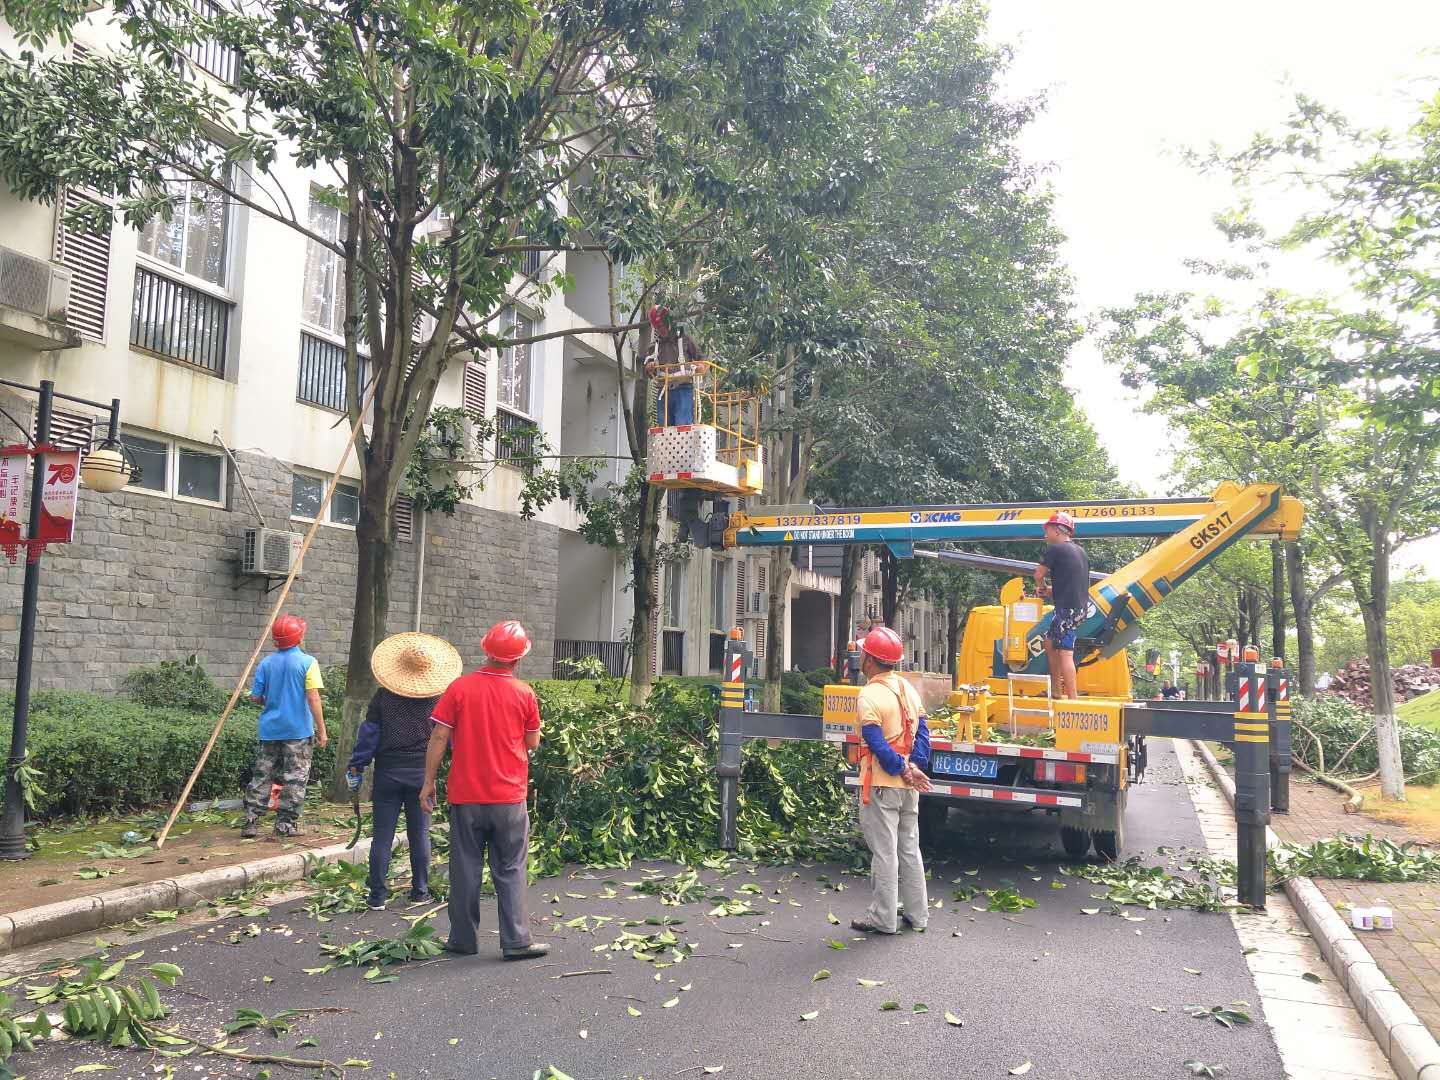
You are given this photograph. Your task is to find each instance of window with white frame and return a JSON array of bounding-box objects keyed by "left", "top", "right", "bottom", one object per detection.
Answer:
[
  {"left": 118, "top": 430, "right": 226, "bottom": 506},
  {"left": 137, "top": 168, "right": 230, "bottom": 287},
  {"left": 302, "top": 188, "right": 346, "bottom": 335},
  {"left": 497, "top": 310, "right": 534, "bottom": 416},
  {"left": 291, "top": 472, "right": 360, "bottom": 527}
]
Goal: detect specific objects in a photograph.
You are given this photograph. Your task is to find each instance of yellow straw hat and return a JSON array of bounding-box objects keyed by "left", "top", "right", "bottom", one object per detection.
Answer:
[{"left": 370, "top": 632, "right": 462, "bottom": 699}]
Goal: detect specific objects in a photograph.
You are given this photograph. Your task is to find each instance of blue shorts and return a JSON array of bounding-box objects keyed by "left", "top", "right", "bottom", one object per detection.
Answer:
[{"left": 1046, "top": 607, "right": 1085, "bottom": 651}]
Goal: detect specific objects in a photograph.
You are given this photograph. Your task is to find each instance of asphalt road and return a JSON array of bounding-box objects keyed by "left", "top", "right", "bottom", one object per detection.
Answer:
[{"left": 18, "top": 742, "right": 1287, "bottom": 1079}]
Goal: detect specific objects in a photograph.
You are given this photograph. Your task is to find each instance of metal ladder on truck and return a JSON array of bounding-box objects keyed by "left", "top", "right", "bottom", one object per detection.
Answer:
[{"left": 1005, "top": 672, "right": 1054, "bottom": 737}]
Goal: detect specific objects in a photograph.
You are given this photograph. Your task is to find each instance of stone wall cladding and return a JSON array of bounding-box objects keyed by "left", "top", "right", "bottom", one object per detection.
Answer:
[{"left": 0, "top": 390, "right": 559, "bottom": 690}]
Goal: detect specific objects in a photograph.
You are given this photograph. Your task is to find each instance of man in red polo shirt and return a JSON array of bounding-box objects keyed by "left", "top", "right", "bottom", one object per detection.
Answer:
[{"left": 420, "top": 620, "right": 549, "bottom": 960}]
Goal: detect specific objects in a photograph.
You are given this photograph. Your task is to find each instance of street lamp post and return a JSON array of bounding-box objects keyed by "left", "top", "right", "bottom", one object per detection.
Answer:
[{"left": 0, "top": 379, "right": 127, "bottom": 860}]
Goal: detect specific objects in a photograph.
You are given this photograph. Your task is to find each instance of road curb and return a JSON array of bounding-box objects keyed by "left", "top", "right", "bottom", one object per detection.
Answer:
[
  {"left": 1, "top": 837, "right": 374, "bottom": 956},
  {"left": 1191, "top": 740, "right": 1440, "bottom": 1080}
]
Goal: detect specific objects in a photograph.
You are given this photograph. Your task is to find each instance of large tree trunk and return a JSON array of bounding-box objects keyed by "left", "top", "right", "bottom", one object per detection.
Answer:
[
  {"left": 763, "top": 548, "right": 791, "bottom": 711},
  {"left": 1359, "top": 525, "right": 1404, "bottom": 800},
  {"left": 881, "top": 549, "right": 900, "bottom": 629},
  {"left": 835, "top": 546, "right": 858, "bottom": 657},
  {"left": 1286, "top": 542, "right": 1317, "bottom": 696},
  {"left": 629, "top": 484, "right": 664, "bottom": 706},
  {"left": 946, "top": 596, "right": 965, "bottom": 685},
  {"left": 331, "top": 484, "right": 393, "bottom": 798},
  {"left": 1270, "top": 540, "right": 1286, "bottom": 662}
]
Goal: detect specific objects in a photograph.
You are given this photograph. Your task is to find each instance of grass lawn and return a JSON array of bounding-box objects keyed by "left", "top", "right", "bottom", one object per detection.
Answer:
[
  {"left": 1354, "top": 781, "right": 1440, "bottom": 846},
  {"left": 1397, "top": 688, "right": 1440, "bottom": 733}
]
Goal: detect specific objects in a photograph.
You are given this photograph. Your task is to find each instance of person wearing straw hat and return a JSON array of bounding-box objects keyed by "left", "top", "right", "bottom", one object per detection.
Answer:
[
  {"left": 421, "top": 620, "right": 549, "bottom": 961},
  {"left": 346, "top": 632, "right": 462, "bottom": 909}
]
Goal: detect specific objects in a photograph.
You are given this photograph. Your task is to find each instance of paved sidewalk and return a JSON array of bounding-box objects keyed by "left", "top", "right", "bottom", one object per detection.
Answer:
[
  {"left": 1178, "top": 744, "right": 1395, "bottom": 1079},
  {"left": 1271, "top": 777, "right": 1440, "bottom": 1039}
]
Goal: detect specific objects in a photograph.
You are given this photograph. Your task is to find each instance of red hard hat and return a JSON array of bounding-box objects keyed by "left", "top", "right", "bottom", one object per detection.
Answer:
[
  {"left": 482, "top": 620, "right": 532, "bottom": 663},
  {"left": 1045, "top": 511, "right": 1075, "bottom": 533},
  {"left": 272, "top": 613, "right": 306, "bottom": 649},
  {"left": 648, "top": 305, "right": 671, "bottom": 335},
  {"left": 860, "top": 626, "right": 904, "bottom": 665}
]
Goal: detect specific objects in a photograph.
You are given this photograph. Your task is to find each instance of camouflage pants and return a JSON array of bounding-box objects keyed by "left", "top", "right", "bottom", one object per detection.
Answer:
[{"left": 243, "top": 738, "right": 314, "bottom": 825}]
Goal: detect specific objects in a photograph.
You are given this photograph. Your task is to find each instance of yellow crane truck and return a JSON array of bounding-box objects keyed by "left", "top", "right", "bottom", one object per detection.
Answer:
[
  {"left": 644, "top": 376, "right": 1300, "bottom": 893},
  {"left": 665, "top": 478, "right": 1301, "bottom": 863}
]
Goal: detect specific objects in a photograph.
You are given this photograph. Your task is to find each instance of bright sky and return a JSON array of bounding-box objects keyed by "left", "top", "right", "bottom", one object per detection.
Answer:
[{"left": 984, "top": 2, "right": 1440, "bottom": 578}]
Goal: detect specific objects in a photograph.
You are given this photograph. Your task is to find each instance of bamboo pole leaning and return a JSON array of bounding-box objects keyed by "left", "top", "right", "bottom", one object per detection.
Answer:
[{"left": 155, "top": 378, "right": 379, "bottom": 849}]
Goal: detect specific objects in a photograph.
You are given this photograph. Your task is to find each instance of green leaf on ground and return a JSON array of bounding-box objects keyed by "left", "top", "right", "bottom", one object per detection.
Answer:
[
  {"left": 1009, "top": 1063, "right": 1032, "bottom": 1076},
  {"left": 944, "top": 1011, "right": 963, "bottom": 1027},
  {"left": 879, "top": 1001, "right": 900, "bottom": 1011},
  {"left": 626, "top": 1006, "right": 641, "bottom": 1017},
  {"left": 800, "top": 1011, "right": 819, "bottom": 1021},
  {"left": 812, "top": 969, "right": 831, "bottom": 982},
  {"left": 1183, "top": 1060, "right": 1227, "bottom": 1077},
  {"left": 857, "top": 979, "right": 884, "bottom": 988},
  {"left": 1302, "top": 972, "right": 1323, "bottom": 984}
]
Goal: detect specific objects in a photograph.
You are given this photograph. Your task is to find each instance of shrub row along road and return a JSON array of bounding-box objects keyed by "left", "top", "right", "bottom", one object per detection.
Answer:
[{"left": 25, "top": 744, "right": 1286, "bottom": 1078}]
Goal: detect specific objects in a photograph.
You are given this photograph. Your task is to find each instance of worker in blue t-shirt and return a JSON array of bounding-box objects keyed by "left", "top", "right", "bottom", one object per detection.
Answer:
[{"left": 243, "top": 613, "right": 327, "bottom": 838}]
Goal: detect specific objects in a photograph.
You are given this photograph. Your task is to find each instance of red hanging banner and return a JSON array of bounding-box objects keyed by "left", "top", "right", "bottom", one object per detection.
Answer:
[
  {"left": 37, "top": 449, "right": 80, "bottom": 544},
  {"left": 0, "top": 449, "right": 25, "bottom": 562}
]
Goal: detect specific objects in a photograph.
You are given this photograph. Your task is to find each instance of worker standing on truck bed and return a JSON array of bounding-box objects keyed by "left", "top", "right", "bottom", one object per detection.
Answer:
[
  {"left": 1034, "top": 511, "right": 1090, "bottom": 700},
  {"left": 851, "top": 627, "right": 934, "bottom": 936}
]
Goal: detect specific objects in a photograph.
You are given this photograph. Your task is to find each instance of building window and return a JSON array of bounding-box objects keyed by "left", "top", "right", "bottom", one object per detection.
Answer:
[
  {"left": 132, "top": 167, "right": 233, "bottom": 374},
  {"left": 664, "top": 560, "right": 685, "bottom": 629},
  {"left": 497, "top": 310, "right": 534, "bottom": 416},
  {"left": 118, "top": 430, "right": 226, "bottom": 506},
  {"left": 291, "top": 472, "right": 361, "bottom": 527},
  {"left": 710, "top": 559, "right": 728, "bottom": 631},
  {"left": 137, "top": 169, "right": 229, "bottom": 287},
  {"left": 302, "top": 188, "right": 345, "bottom": 336}
]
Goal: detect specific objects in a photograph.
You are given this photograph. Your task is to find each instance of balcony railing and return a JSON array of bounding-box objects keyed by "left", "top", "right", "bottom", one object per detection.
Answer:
[
  {"left": 662, "top": 630, "right": 685, "bottom": 675},
  {"left": 130, "top": 265, "right": 231, "bottom": 375},
  {"left": 521, "top": 248, "right": 545, "bottom": 280},
  {"left": 184, "top": 0, "right": 241, "bottom": 84},
  {"left": 552, "top": 639, "right": 628, "bottom": 680},
  {"left": 496, "top": 407, "right": 538, "bottom": 464},
  {"left": 297, "top": 330, "right": 367, "bottom": 412}
]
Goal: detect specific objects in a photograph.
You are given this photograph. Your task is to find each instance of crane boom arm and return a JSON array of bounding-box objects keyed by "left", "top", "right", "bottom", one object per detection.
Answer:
[
  {"left": 718, "top": 482, "right": 1303, "bottom": 663},
  {"left": 724, "top": 483, "right": 1300, "bottom": 550}
]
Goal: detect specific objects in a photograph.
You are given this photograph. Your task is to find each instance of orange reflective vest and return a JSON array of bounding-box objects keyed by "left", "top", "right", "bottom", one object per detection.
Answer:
[{"left": 854, "top": 678, "right": 916, "bottom": 805}]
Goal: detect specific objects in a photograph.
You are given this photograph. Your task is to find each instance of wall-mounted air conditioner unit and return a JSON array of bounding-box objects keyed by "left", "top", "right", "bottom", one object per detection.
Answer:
[
  {"left": 0, "top": 245, "right": 70, "bottom": 323},
  {"left": 242, "top": 527, "right": 304, "bottom": 577}
]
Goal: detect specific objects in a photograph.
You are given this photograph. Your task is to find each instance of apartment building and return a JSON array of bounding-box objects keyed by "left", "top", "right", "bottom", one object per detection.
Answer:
[
  {"left": 0, "top": 18, "right": 611, "bottom": 689},
  {"left": 0, "top": 18, "right": 949, "bottom": 692}
]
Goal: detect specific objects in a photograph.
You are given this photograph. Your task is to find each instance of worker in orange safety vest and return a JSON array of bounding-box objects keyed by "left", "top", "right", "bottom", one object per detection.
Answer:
[{"left": 850, "top": 627, "right": 934, "bottom": 935}]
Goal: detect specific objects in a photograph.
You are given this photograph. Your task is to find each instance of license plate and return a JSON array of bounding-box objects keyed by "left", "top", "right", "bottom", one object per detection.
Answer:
[{"left": 930, "top": 752, "right": 999, "bottom": 780}]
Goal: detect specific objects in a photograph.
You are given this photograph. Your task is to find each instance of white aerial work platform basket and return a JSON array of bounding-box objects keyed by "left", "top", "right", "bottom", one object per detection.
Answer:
[{"left": 645, "top": 361, "right": 764, "bottom": 497}]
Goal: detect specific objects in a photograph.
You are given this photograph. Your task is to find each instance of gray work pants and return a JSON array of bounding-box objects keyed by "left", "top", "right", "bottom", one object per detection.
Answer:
[
  {"left": 859, "top": 786, "right": 928, "bottom": 933},
  {"left": 446, "top": 802, "right": 532, "bottom": 954}
]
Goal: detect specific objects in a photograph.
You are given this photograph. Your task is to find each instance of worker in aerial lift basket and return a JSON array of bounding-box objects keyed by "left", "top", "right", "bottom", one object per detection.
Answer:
[
  {"left": 1033, "top": 510, "right": 1090, "bottom": 700},
  {"left": 850, "top": 627, "right": 935, "bottom": 935}
]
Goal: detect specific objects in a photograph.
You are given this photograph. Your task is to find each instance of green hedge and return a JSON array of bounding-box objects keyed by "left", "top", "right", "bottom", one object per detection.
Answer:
[{"left": 2, "top": 690, "right": 336, "bottom": 819}]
